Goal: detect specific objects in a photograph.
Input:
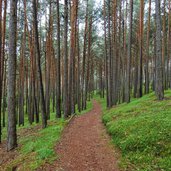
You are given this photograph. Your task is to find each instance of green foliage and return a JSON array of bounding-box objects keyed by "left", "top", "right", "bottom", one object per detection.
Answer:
[{"left": 97, "top": 91, "right": 171, "bottom": 171}]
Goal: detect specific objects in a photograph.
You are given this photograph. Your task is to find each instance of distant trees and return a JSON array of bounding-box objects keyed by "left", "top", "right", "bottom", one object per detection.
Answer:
[
  {"left": 0, "top": 0, "right": 101, "bottom": 151},
  {"left": 104, "top": 0, "right": 171, "bottom": 107}
]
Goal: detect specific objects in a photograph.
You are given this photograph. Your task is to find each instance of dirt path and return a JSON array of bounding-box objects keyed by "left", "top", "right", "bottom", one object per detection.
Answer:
[{"left": 39, "top": 100, "right": 119, "bottom": 171}]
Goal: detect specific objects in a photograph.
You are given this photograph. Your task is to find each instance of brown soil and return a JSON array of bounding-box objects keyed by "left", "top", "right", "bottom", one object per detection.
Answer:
[
  {"left": 0, "top": 125, "right": 41, "bottom": 171},
  {"left": 0, "top": 141, "right": 17, "bottom": 170},
  {"left": 38, "top": 100, "right": 119, "bottom": 171}
]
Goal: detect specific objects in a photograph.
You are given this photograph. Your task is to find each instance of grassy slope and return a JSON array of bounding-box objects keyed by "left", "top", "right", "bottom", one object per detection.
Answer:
[{"left": 97, "top": 91, "right": 171, "bottom": 171}]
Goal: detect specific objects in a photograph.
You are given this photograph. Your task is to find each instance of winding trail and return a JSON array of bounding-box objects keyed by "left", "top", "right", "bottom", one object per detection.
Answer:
[{"left": 39, "top": 100, "right": 119, "bottom": 171}]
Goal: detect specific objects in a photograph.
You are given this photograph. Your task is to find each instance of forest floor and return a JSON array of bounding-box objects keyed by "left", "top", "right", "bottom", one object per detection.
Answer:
[
  {"left": 2, "top": 91, "right": 171, "bottom": 171},
  {"left": 0, "top": 117, "right": 66, "bottom": 170},
  {"left": 38, "top": 100, "right": 119, "bottom": 171}
]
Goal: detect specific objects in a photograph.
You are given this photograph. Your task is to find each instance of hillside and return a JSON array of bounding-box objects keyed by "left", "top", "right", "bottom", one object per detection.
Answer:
[{"left": 98, "top": 91, "right": 171, "bottom": 170}]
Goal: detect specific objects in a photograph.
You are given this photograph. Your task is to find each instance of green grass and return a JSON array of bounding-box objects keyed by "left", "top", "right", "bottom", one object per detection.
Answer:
[
  {"left": 97, "top": 90, "right": 171, "bottom": 171},
  {"left": 2, "top": 115, "right": 66, "bottom": 170},
  {"left": 76, "top": 100, "right": 93, "bottom": 115},
  {"left": 1, "top": 99, "right": 93, "bottom": 170},
  {"left": 1, "top": 103, "right": 67, "bottom": 170}
]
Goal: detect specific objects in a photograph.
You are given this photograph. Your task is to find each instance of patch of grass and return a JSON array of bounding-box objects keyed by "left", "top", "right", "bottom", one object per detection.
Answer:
[
  {"left": 97, "top": 90, "right": 171, "bottom": 171},
  {"left": 76, "top": 100, "right": 93, "bottom": 115},
  {"left": 1, "top": 105, "right": 67, "bottom": 171},
  {"left": 4, "top": 117, "right": 66, "bottom": 170},
  {"left": 2, "top": 98, "right": 93, "bottom": 170}
]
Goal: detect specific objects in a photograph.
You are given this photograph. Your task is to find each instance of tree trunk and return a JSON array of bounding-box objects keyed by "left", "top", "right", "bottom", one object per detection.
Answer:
[
  {"left": 103, "top": 0, "right": 109, "bottom": 107},
  {"left": 162, "top": 0, "right": 166, "bottom": 89},
  {"left": 68, "top": 0, "right": 78, "bottom": 114},
  {"left": 7, "top": 0, "right": 18, "bottom": 151},
  {"left": 125, "top": 0, "right": 133, "bottom": 103},
  {"left": 167, "top": 0, "right": 171, "bottom": 88},
  {"left": 33, "top": 0, "right": 47, "bottom": 128},
  {"left": 63, "top": 0, "right": 69, "bottom": 118},
  {"left": 81, "top": 0, "right": 88, "bottom": 110},
  {"left": 155, "top": 0, "right": 164, "bottom": 100},
  {"left": 76, "top": 19, "right": 81, "bottom": 112},
  {"left": 56, "top": 0, "right": 61, "bottom": 118},
  {"left": 85, "top": 16, "right": 92, "bottom": 108},
  {"left": 107, "top": 0, "right": 112, "bottom": 108},
  {"left": 137, "top": 0, "right": 144, "bottom": 98},
  {"left": 2, "top": 0, "right": 7, "bottom": 128},
  {"left": 145, "top": 0, "right": 151, "bottom": 94}
]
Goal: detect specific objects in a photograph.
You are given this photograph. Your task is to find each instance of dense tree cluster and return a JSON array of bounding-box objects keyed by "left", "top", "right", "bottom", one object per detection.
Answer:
[
  {"left": 104, "top": 0, "right": 170, "bottom": 106},
  {"left": 0, "top": 0, "right": 102, "bottom": 150},
  {"left": 0, "top": 0, "right": 170, "bottom": 151}
]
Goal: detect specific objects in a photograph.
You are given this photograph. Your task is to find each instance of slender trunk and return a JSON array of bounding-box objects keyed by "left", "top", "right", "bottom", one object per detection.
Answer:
[
  {"left": 145, "top": 0, "right": 151, "bottom": 94},
  {"left": 107, "top": 0, "right": 112, "bottom": 108},
  {"left": 103, "top": 0, "right": 109, "bottom": 107},
  {"left": 155, "top": 0, "right": 164, "bottom": 100},
  {"left": 82, "top": 0, "right": 88, "bottom": 110},
  {"left": 56, "top": 0, "right": 61, "bottom": 118},
  {"left": 63, "top": 0, "right": 69, "bottom": 118},
  {"left": 137, "top": 0, "right": 144, "bottom": 98},
  {"left": 85, "top": 16, "right": 92, "bottom": 108},
  {"left": 33, "top": 0, "right": 47, "bottom": 128},
  {"left": 2, "top": 59, "right": 7, "bottom": 127},
  {"left": 77, "top": 19, "right": 81, "bottom": 112},
  {"left": 125, "top": 0, "right": 133, "bottom": 103},
  {"left": 7, "top": 0, "right": 18, "bottom": 151},
  {"left": 168, "top": 0, "right": 171, "bottom": 88},
  {"left": 162, "top": 0, "right": 166, "bottom": 89},
  {"left": 0, "top": 0, "right": 2, "bottom": 143}
]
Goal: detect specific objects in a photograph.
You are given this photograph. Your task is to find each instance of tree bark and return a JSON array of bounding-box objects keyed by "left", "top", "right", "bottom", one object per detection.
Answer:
[
  {"left": 0, "top": 0, "right": 2, "bottom": 143},
  {"left": 155, "top": 0, "right": 164, "bottom": 100},
  {"left": 125, "top": 0, "right": 133, "bottom": 103},
  {"left": 56, "top": 0, "right": 61, "bottom": 118},
  {"left": 63, "top": 0, "right": 69, "bottom": 118},
  {"left": 76, "top": 19, "right": 81, "bottom": 112},
  {"left": 107, "top": 0, "right": 112, "bottom": 108},
  {"left": 81, "top": 0, "right": 88, "bottom": 110},
  {"left": 103, "top": 0, "right": 109, "bottom": 107},
  {"left": 33, "top": 0, "right": 47, "bottom": 127},
  {"left": 145, "top": 0, "right": 151, "bottom": 94},
  {"left": 137, "top": 0, "right": 144, "bottom": 98},
  {"left": 7, "top": 0, "right": 18, "bottom": 151}
]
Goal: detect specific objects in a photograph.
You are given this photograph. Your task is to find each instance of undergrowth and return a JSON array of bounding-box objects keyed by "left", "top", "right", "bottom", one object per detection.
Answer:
[
  {"left": 1, "top": 99, "right": 93, "bottom": 170},
  {"left": 76, "top": 100, "right": 93, "bottom": 115},
  {"left": 97, "top": 90, "right": 171, "bottom": 171},
  {"left": 2, "top": 113, "right": 66, "bottom": 170}
]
